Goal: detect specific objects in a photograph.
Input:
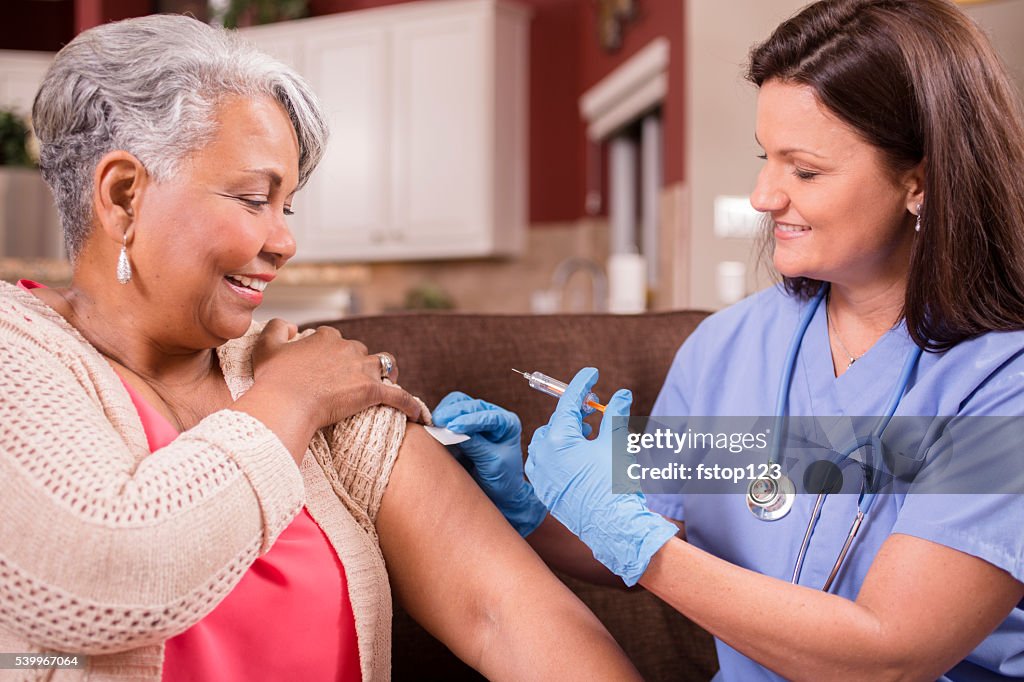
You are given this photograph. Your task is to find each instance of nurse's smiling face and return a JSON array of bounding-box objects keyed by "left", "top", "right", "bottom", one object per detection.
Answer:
[{"left": 750, "top": 79, "right": 923, "bottom": 294}]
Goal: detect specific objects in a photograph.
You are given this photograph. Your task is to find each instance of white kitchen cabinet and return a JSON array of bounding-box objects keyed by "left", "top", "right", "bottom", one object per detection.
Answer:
[{"left": 241, "top": 0, "right": 529, "bottom": 262}]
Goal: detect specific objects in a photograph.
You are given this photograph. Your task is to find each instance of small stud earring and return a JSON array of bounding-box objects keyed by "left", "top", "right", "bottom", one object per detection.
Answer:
[
  {"left": 116, "top": 233, "right": 132, "bottom": 284},
  {"left": 914, "top": 203, "right": 922, "bottom": 233}
]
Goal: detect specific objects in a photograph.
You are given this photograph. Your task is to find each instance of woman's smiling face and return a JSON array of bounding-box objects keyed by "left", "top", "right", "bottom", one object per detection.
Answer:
[
  {"left": 750, "top": 79, "right": 921, "bottom": 293},
  {"left": 128, "top": 94, "right": 300, "bottom": 348}
]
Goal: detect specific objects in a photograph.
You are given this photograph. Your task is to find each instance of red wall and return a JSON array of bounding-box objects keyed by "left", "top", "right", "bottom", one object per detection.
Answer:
[
  {"left": 74, "top": 0, "right": 155, "bottom": 34},
  {"left": 579, "top": 0, "right": 684, "bottom": 189},
  {"left": 521, "top": 0, "right": 584, "bottom": 222}
]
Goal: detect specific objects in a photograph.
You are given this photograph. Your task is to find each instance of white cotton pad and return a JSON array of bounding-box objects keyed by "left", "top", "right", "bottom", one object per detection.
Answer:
[{"left": 424, "top": 425, "right": 471, "bottom": 446}]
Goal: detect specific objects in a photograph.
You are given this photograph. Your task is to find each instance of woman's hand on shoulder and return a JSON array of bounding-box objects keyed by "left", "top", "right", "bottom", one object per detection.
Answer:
[{"left": 250, "top": 319, "right": 423, "bottom": 431}]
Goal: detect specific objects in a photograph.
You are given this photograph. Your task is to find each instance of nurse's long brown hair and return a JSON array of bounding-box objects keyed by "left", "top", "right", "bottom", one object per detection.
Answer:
[{"left": 749, "top": 0, "right": 1024, "bottom": 351}]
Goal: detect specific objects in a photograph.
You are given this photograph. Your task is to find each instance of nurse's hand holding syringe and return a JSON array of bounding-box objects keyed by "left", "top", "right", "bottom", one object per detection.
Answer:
[
  {"left": 431, "top": 368, "right": 607, "bottom": 539},
  {"left": 524, "top": 368, "right": 678, "bottom": 587}
]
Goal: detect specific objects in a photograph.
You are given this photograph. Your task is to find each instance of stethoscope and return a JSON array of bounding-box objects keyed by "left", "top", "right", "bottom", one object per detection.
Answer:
[{"left": 745, "top": 285, "right": 923, "bottom": 591}]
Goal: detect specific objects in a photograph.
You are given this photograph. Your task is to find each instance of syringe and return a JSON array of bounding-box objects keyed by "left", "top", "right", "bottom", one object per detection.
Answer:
[{"left": 512, "top": 369, "right": 606, "bottom": 414}]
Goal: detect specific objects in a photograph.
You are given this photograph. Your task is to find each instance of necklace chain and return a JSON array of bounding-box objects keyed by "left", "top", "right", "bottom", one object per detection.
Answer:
[
  {"left": 53, "top": 288, "right": 210, "bottom": 431},
  {"left": 826, "top": 298, "right": 864, "bottom": 370}
]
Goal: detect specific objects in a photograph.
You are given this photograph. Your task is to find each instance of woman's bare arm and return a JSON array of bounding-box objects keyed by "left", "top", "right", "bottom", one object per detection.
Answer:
[{"left": 376, "top": 424, "right": 641, "bottom": 681}]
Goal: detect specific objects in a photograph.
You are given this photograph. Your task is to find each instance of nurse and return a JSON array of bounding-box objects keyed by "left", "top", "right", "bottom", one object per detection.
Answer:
[{"left": 434, "top": 0, "right": 1024, "bottom": 679}]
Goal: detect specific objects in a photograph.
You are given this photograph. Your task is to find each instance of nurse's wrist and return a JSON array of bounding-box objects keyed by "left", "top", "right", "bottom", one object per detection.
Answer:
[{"left": 574, "top": 498, "right": 680, "bottom": 587}]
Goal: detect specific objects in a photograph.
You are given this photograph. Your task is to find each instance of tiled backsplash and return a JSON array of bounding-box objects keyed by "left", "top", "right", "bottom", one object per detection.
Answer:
[
  {"left": 351, "top": 219, "right": 611, "bottom": 316},
  {"left": 2, "top": 220, "right": 614, "bottom": 320}
]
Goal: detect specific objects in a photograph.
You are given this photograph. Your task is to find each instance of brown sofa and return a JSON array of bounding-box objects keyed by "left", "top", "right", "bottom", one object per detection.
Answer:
[{"left": 311, "top": 310, "right": 719, "bottom": 681}]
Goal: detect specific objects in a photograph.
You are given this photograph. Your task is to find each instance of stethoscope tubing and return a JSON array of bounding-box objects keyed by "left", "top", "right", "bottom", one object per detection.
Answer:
[
  {"left": 763, "top": 284, "right": 923, "bottom": 590},
  {"left": 769, "top": 286, "right": 828, "bottom": 466},
  {"left": 770, "top": 285, "right": 922, "bottom": 508}
]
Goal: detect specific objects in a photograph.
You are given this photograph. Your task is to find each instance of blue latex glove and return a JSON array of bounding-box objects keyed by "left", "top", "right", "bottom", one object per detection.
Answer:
[
  {"left": 433, "top": 392, "right": 548, "bottom": 537},
  {"left": 525, "top": 368, "right": 678, "bottom": 586}
]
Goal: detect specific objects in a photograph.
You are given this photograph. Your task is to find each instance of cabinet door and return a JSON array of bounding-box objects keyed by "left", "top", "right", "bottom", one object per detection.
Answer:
[
  {"left": 238, "top": 24, "right": 311, "bottom": 252},
  {"left": 243, "top": 19, "right": 392, "bottom": 262},
  {"left": 297, "top": 24, "right": 390, "bottom": 262},
  {"left": 390, "top": 9, "right": 491, "bottom": 258},
  {"left": 238, "top": 2, "right": 527, "bottom": 263}
]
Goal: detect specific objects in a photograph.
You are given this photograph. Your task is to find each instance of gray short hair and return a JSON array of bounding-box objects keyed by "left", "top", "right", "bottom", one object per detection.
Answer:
[{"left": 32, "top": 14, "right": 329, "bottom": 261}]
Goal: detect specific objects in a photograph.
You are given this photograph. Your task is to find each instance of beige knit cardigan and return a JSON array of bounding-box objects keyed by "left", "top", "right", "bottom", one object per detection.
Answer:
[{"left": 0, "top": 280, "right": 422, "bottom": 682}]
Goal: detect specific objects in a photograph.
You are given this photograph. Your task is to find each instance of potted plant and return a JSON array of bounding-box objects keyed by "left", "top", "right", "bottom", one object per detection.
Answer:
[
  {"left": 214, "top": 0, "right": 310, "bottom": 29},
  {"left": 0, "top": 110, "right": 35, "bottom": 167}
]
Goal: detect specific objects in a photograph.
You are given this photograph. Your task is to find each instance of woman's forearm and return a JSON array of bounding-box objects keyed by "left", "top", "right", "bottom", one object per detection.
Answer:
[
  {"left": 640, "top": 536, "right": 1022, "bottom": 681},
  {"left": 232, "top": 384, "right": 318, "bottom": 465},
  {"left": 0, "top": 336, "right": 305, "bottom": 652},
  {"left": 642, "top": 538, "right": 890, "bottom": 681}
]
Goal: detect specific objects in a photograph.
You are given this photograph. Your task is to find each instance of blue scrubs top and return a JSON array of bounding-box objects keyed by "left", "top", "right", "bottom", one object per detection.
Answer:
[{"left": 646, "top": 285, "right": 1024, "bottom": 681}]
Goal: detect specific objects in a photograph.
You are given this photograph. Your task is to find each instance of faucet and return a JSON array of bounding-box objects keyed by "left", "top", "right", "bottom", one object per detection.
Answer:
[{"left": 549, "top": 257, "right": 608, "bottom": 313}]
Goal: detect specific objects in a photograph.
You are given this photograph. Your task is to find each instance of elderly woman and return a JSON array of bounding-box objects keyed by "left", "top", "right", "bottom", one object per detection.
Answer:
[
  {"left": 0, "top": 15, "right": 641, "bottom": 682},
  {"left": 439, "top": 0, "right": 1024, "bottom": 680}
]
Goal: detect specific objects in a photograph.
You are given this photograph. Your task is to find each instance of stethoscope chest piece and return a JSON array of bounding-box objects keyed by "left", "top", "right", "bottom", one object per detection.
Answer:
[{"left": 746, "top": 474, "right": 796, "bottom": 521}]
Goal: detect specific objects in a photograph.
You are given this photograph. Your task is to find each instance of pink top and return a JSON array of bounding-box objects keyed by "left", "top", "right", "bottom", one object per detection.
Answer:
[{"left": 17, "top": 280, "right": 361, "bottom": 682}]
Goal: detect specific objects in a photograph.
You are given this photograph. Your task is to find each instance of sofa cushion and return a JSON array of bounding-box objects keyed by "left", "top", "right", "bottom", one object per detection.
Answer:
[{"left": 317, "top": 310, "right": 709, "bottom": 440}]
